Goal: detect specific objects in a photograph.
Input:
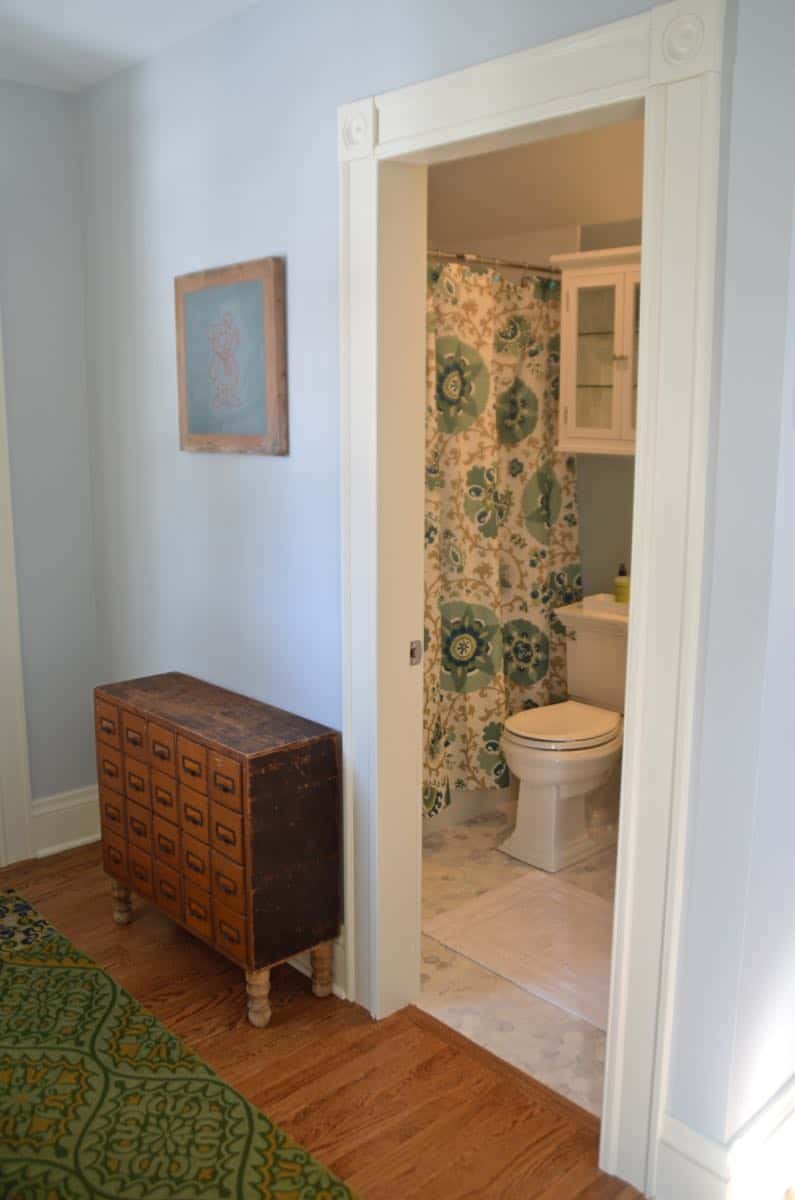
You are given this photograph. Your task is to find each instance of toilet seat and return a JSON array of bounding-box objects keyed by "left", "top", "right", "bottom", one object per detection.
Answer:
[{"left": 504, "top": 700, "right": 621, "bottom": 752}]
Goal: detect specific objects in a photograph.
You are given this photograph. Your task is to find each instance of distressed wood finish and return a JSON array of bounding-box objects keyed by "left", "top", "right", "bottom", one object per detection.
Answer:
[
  {"left": 94, "top": 672, "right": 341, "bottom": 1026},
  {"left": 2, "top": 843, "right": 641, "bottom": 1200}
]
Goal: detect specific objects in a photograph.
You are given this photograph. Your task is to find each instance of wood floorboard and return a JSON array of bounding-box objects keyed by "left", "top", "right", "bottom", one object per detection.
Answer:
[{"left": 0, "top": 843, "right": 642, "bottom": 1199}]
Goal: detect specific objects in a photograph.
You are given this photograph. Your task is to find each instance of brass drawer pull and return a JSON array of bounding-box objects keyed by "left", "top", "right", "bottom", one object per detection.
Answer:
[
  {"left": 128, "top": 774, "right": 144, "bottom": 792},
  {"left": 219, "top": 921, "right": 239, "bottom": 944},
  {"left": 157, "top": 834, "right": 175, "bottom": 855},
  {"left": 100, "top": 719, "right": 115, "bottom": 734},
  {"left": 126, "top": 730, "right": 143, "bottom": 746},
  {"left": 217, "top": 876, "right": 234, "bottom": 895},
  {"left": 153, "top": 743, "right": 169, "bottom": 760},
  {"left": 154, "top": 789, "right": 171, "bottom": 806},
  {"left": 184, "top": 805, "right": 203, "bottom": 827},
  {"left": 186, "top": 853, "right": 203, "bottom": 874},
  {"left": 216, "top": 825, "right": 235, "bottom": 846},
  {"left": 104, "top": 806, "right": 120, "bottom": 823},
  {"left": 188, "top": 900, "right": 206, "bottom": 920},
  {"left": 160, "top": 880, "right": 176, "bottom": 901},
  {"left": 130, "top": 818, "right": 146, "bottom": 836},
  {"left": 103, "top": 760, "right": 118, "bottom": 778},
  {"left": 215, "top": 773, "right": 234, "bottom": 794},
  {"left": 132, "top": 863, "right": 147, "bottom": 881},
  {"left": 182, "top": 758, "right": 201, "bottom": 777}
]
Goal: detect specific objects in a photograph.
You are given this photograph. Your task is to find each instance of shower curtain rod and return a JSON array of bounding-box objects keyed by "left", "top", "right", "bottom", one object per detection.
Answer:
[{"left": 427, "top": 248, "right": 561, "bottom": 278}]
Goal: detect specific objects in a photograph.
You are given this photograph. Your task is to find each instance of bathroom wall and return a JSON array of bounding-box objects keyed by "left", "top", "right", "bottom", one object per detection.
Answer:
[
  {"left": 0, "top": 81, "right": 98, "bottom": 801},
  {"left": 577, "top": 457, "right": 635, "bottom": 594}
]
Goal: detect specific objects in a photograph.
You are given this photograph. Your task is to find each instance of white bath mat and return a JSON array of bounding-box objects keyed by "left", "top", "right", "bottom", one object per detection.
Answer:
[{"left": 424, "top": 872, "right": 613, "bottom": 1029}]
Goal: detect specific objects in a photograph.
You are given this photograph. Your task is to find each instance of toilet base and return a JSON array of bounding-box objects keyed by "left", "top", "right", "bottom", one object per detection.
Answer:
[{"left": 499, "top": 764, "right": 620, "bottom": 873}]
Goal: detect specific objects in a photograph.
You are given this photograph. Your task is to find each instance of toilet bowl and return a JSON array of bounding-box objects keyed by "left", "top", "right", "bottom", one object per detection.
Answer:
[
  {"left": 499, "top": 593, "right": 629, "bottom": 872},
  {"left": 500, "top": 700, "right": 622, "bottom": 872}
]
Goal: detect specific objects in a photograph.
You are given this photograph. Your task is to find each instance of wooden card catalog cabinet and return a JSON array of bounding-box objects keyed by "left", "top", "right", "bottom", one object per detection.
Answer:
[{"left": 94, "top": 672, "right": 341, "bottom": 1027}]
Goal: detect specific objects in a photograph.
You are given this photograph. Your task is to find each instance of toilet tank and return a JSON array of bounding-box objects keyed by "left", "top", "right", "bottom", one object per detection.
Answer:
[{"left": 557, "top": 593, "right": 629, "bottom": 712}]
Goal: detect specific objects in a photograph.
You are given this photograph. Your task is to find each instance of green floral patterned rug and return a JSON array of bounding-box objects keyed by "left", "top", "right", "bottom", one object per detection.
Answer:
[{"left": 0, "top": 890, "right": 353, "bottom": 1199}]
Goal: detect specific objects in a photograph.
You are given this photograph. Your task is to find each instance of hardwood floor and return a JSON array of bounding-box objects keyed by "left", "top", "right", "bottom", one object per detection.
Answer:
[{"left": 1, "top": 843, "right": 641, "bottom": 1199}]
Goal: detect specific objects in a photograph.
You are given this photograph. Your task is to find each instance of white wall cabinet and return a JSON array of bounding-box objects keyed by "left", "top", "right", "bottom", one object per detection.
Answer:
[{"left": 551, "top": 246, "right": 640, "bottom": 456}]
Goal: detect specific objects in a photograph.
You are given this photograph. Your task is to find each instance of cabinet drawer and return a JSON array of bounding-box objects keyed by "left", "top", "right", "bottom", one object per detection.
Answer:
[
  {"left": 97, "top": 744, "right": 123, "bottom": 795},
  {"left": 121, "top": 710, "right": 147, "bottom": 761},
  {"left": 213, "top": 899, "right": 247, "bottom": 965},
  {"left": 95, "top": 699, "right": 120, "bottom": 749},
  {"left": 128, "top": 845, "right": 154, "bottom": 899},
  {"left": 153, "top": 815, "right": 181, "bottom": 869},
  {"left": 177, "top": 736, "right": 207, "bottom": 792},
  {"left": 124, "top": 760, "right": 151, "bottom": 808},
  {"left": 102, "top": 829, "right": 128, "bottom": 883},
  {"left": 209, "top": 753, "right": 242, "bottom": 812},
  {"left": 151, "top": 770, "right": 178, "bottom": 822},
  {"left": 181, "top": 831, "right": 211, "bottom": 888},
  {"left": 209, "top": 803, "right": 244, "bottom": 866},
  {"left": 210, "top": 851, "right": 246, "bottom": 915},
  {"left": 179, "top": 785, "right": 209, "bottom": 843},
  {"left": 154, "top": 861, "right": 182, "bottom": 921},
  {"left": 148, "top": 722, "right": 176, "bottom": 776},
  {"left": 127, "top": 801, "right": 152, "bottom": 852},
  {"left": 184, "top": 882, "right": 213, "bottom": 942},
  {"left": 99, "top": 788, "right": 126, "bottom": 838}
]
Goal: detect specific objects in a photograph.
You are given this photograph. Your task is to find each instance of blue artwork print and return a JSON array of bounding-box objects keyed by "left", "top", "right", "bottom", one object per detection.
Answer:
[{"left": 184, "top": 279, "right": 268, "bottom": 436}]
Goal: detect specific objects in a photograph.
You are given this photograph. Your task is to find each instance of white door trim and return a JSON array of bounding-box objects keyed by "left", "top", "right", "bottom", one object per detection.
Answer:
[
  {"left": 0, "top": 312, "right": 33, "bottom": 866},
  {"left": 338, "top": 1, "right": 726, "bottom": 1192}
]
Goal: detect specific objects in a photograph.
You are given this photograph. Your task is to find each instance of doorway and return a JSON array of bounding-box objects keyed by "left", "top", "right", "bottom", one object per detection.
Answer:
[
  {"left": 339, "top": 5, "right": 725, "bottom": 1191},
  {"left": 418, "top": 120, "right": 642, "bottom": 1116}
]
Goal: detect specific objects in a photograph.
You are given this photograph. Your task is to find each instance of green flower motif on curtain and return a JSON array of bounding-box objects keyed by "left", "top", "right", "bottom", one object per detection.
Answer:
[
  {"left": 423, "top": 781, "right": 450, "bottom": 816},
  {"left": 494, "top": 314, "right": 529, "bottom": 356},
  {"left": 522, "top": 464, "right": 562, "bottom": 541},
  {"left": 435, "top": 337, "right": 489, "bottom": 433},
  {"left": 441, "top": 529, "right": 466, "bottom": 574},
  {"left": 503, "top": 619, "right": 550, "bottom": 686},
  {"left": 496, "top": 378, "right": 539, "bottom": 445},
  {"left": 534, "top": 277, "right": 561, "bottom": 302},
  {"left": 427, "top": 261, "right": 443, "bottom": 288},
  {"left": 478, "top": 721, "right": 511, "bottom": 789},
  {"left": 426, "top": 448, "right": 444, "bottom": 491},
  {"left": 425, "top": 516, "right": 438, "bottom": 547},
  {"left": 547, "top": 332, "right": 560, "bottom": 368},
  {"left": 508, "top": 458, "right": 524, "bottom": 477},
  {"left": 440, "top": 601, "right": 502, "bottom": 693},
  {"left": 463, "top": 466, "right": 512, "bottom": 538}
]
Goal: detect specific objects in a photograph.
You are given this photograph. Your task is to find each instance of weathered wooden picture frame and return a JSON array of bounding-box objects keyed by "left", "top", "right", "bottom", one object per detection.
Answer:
[{"left": 175, "top": 257, "right": 287, "bottom": 454}]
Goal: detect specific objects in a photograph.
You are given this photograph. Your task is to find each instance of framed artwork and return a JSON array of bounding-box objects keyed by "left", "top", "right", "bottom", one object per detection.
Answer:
[{"left": 175, "top": 257, "right": 288, "bottom": 454}]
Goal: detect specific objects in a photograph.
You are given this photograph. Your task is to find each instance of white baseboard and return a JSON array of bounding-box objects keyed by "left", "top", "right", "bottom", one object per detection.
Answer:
[
  {"left": 657, "top": 1076, "right": 795, "bottom": 1200},
  {"left": 31, "top": 785, "right": 100, "bottom": 858}
]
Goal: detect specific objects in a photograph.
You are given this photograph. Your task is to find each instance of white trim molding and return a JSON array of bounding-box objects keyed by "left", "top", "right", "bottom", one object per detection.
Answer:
[
  {"left": 31, "top": 786, "right": 100, "bottom": 859},
  {"left": 657, "top": 1077, "right": 795, "bottom": 1199},
  {"left": 0, "top": 311, "right": 33, "bottom": 867},
  {"left": 338, "top": 0, "right": 726, "bottom": 1192}
]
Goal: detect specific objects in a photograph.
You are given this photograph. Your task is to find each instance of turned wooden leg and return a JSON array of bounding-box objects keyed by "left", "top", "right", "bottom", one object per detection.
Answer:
[
  {"left": 111, "top": 880, "right": 132, "bottom": 926},
  {"left": 310, "top": 941, "right": 333, "bottom": 998},
  {"left": 246, "top": 966, "right": 272, "bottom": 1028}
]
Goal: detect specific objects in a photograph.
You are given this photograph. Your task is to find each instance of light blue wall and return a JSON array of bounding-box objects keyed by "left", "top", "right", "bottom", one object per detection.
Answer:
[
  {"left": 77, "top": 0, "right": 652, "bottom": 731},
  {"left": 0, "top": 82, "right": 98, "bottom": 800},
  {"left": 667, "top": 0, "right": 795, "bottom": 1143}
]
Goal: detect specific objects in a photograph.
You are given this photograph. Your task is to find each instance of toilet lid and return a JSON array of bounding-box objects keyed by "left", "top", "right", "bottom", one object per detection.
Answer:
[{"left": 504, "top": 700, "right": 621, "bottom": 750}]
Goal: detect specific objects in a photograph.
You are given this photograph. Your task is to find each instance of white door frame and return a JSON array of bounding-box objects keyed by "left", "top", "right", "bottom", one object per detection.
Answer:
[
  {"left": 338, "top": 1, "right": 725, "bottom": 1192},
  {"left": 0, "top": 312, "right": 33, "bottom": 866}
]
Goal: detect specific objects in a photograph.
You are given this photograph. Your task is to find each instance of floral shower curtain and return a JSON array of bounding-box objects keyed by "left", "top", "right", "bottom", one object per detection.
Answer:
[{"left": 423, "top": 261, "right": 582, "bottom": 817}]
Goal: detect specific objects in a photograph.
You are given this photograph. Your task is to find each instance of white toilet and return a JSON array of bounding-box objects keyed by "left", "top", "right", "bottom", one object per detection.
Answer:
[{"left": 500, "top": 594, "right": 629, "bottom": 872}]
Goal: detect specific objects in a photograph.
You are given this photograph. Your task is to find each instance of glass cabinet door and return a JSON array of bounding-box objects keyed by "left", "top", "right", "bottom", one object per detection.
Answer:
[
  {"left": 570, "top": 277, "right": 622, "bottom": 439},
  {"left": 624, "top": 268, "right": 641, "bottom": 437}
]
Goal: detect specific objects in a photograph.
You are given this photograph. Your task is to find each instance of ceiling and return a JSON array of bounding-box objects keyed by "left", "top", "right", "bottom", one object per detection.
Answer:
[
  {"left": 428, "top": 119, "right": 644, "bottom": 241},
  {"left": 0, "top": 0, "right": 261, "bottom": 92}
]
